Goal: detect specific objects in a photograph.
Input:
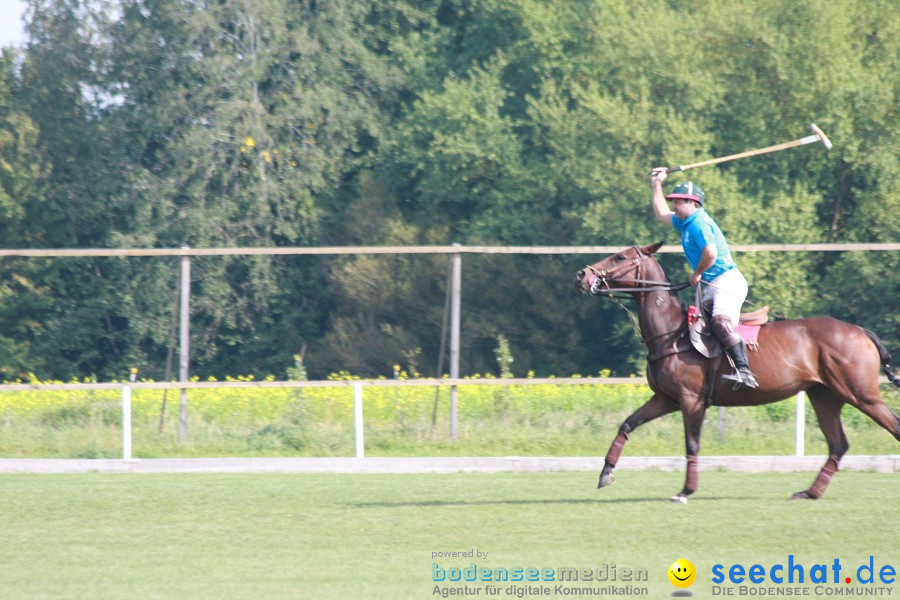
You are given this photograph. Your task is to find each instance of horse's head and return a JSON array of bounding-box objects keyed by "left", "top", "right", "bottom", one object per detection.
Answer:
[{"left": 574, "top": 241, "right": 664, "bottom": 295}]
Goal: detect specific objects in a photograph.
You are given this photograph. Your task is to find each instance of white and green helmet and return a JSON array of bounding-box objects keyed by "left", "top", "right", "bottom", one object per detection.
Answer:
[{"left": 665, "top": 181, "right": 705, "bottom": 205}]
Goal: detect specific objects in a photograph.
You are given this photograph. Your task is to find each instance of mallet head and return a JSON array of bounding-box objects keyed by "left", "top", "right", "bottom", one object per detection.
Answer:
[{"left": 810, "top": 123, "right": 833, "bottom": 150}]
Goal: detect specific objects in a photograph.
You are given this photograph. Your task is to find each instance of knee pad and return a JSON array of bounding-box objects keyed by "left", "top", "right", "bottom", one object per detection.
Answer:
[{"left": 711, "top": 315, "right": 742, "bottom": 348}]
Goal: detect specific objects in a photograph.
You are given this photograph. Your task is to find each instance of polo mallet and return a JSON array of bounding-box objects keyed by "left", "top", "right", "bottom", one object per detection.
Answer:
[{"left": 665, "top": 124, "right": 833, "bottom": 173}]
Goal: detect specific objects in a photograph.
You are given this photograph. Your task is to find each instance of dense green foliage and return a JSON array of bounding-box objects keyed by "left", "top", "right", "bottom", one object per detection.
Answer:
[{"left": 0, "top": 0, "right": 897, "bottom": 380}]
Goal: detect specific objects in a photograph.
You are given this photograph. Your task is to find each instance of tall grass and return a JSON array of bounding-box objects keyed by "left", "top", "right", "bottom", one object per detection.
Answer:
[{"left": 0, "top": 375, "right": 897, "bottom": 458}]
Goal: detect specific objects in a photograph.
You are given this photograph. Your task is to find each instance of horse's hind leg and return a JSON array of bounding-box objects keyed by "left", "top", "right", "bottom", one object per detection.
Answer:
[
  {"left": 598, "top": 393, "right": 677, "bottom": 489},
  {"left": 820, "top": 341, "right": 900, "bottom": 442},
  {"left": 856, "top": 399, "right": 900, "bottom": 442},
  {"left": 851, "top": 390, "right": 900, "bottom": 442},
  {"left": 792, "top": 386, "right": 849, "bottom": 500}
]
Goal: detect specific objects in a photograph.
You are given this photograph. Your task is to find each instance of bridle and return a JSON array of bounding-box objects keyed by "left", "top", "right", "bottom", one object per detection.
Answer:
[
  {"left": 582, "top": 247, "right": 690, "bottom": 349},
  {"left": 583, "top": 247, "right": 690, "bottom": 297}
]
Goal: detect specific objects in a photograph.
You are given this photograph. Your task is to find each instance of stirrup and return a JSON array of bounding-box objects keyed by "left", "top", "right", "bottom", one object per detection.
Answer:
[{"left": 721, "top": 368, "right": 758, "bottom": 390}]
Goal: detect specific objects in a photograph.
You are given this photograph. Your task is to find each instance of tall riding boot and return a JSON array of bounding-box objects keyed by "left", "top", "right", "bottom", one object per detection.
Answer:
[
  {"left": 722, "top": 339, "right": 759, "bottom": 389},
  {"left": 711, "top": 315, "right": 759, "bottom": 390}
]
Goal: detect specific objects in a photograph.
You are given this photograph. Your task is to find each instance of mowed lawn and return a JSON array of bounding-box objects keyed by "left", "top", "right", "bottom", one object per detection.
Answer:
[{"left": 1, "top": 471, "right": 898, "bottom": 599}]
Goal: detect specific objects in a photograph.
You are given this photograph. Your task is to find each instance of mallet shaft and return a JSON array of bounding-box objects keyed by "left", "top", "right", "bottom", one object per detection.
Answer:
[{"left": 665, "top": 124, "right": 831, "bottom": 173}]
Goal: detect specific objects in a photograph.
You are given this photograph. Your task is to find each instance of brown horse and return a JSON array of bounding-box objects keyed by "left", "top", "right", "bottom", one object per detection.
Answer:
[{"left": 574, "top": 242, "right": 900, "bottom": 501}]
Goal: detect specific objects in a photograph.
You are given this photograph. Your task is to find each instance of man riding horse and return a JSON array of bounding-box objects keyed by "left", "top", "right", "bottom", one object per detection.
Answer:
[
  {"left": 650, "top": 167, "right": 758, "bottom": 389},
  {"left": 575, "top": 242, "right": 900, "bottom": 501}
]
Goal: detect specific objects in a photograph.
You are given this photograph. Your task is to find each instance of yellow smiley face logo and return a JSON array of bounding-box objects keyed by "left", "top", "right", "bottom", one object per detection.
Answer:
[{"left": 668, "top": 558, "right": 696, "bottom": 588}]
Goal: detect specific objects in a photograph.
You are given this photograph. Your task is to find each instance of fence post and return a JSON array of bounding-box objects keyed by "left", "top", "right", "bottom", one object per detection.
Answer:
[
  {"left": 178, "top": 248, "right": 191, "bottom": 442},
  {"left": 795, "top": 391, "right": 806, "bottom": 456},
  {"left": 449, "top": 244, "right": 461, "bottom": 441},
  {"left": 122, "top": 385, "right": 132, "bottom": 461},
  {"left": 354, "top": 382, "right": 364, "bottom": 458}
]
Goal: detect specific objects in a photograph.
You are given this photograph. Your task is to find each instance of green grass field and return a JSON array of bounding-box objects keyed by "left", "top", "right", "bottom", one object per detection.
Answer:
[{"left": 2, "top": 471, "right": 898, "bottom": 599}]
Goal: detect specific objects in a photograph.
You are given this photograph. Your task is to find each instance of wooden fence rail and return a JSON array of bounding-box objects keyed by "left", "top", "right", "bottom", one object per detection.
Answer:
[{"left": 0, "top": 242, "right": 897, "bottom": 257}]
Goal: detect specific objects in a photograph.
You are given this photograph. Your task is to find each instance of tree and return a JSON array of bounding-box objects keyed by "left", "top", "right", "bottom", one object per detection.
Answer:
[
  {"left": 0, "top": 49, "right": 51, "bottom": 377},
  {"left": 9, "top": 0, "right": 410, "bottom": 378},
  {"left": 3, "top": 0, "right": 896, "bottom": 379}
]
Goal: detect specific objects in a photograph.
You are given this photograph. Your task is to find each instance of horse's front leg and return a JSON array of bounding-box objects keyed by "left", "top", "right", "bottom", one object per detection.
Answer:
[
  {"left": 598, "top": 393, "right": 677, "bottom": 489},
  {"left": 671, "top": 399, "right": 706, "bottom": 504}
]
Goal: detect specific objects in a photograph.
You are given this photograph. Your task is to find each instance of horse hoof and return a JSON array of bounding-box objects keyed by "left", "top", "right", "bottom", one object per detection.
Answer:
[
  {"left": 670, "top": 495, "right": 688, "bottom": 504},
  {"left": 790, "top": 491, "right": 815, "bottom": 500},
  {"left": 598, "top": 472, "right": 615, "bottom": 489}
]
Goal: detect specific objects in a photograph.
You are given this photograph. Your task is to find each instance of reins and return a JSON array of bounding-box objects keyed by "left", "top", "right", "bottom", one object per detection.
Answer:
[
  {"left": 591, "top": 277, "right": 692, "bottom": 296},
  {"left": 584, "top": 252, "right": 691, "bottom": 297}
]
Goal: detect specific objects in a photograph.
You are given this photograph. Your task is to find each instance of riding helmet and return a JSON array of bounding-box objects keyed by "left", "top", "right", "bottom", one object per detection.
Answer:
[{"left": 666, "top": 181, "right": 705, "bottom": 205}]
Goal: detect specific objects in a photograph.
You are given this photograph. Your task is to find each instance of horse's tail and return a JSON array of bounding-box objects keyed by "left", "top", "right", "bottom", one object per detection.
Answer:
[{"left": 864, "top": 329, "right": 900, "bottom": 387}]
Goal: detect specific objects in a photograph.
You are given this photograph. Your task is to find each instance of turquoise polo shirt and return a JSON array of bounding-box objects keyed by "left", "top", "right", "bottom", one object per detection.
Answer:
[{"left": 671, "top": 208, "right": 736, "bottom": 281}]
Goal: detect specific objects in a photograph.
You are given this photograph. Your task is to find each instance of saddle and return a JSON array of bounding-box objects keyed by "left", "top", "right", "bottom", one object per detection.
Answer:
[{"left": 688, "top": 302, "right": 769, "bottom": 359}]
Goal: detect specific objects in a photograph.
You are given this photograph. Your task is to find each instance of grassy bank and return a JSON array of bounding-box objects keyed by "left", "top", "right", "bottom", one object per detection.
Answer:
[{"left": 0, "top": 378, "right": 897, "bottom": 458}]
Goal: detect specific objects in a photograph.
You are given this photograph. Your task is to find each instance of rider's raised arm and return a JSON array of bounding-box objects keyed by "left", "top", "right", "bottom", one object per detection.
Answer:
[{"left": 650, "top": 167, "right": 674, "bottom": 226}]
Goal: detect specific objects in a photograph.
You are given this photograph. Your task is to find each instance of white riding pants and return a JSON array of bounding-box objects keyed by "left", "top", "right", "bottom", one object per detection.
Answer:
[{"left": 703, "top": 268, "right": 748, "bottom": 325}]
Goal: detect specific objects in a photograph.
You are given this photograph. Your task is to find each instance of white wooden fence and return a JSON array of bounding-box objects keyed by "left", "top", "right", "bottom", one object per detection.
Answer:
[{"left": 0, "top": 377, "right": 815, "bottom": 461}]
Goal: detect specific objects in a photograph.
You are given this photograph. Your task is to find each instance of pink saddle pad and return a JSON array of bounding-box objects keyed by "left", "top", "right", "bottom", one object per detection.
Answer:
[
  {"left": 688, "top": 306, "right": 761, "bottom": 350},
  {"left": 736, "top": 323, "right": 761, "bottom": 350}
]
